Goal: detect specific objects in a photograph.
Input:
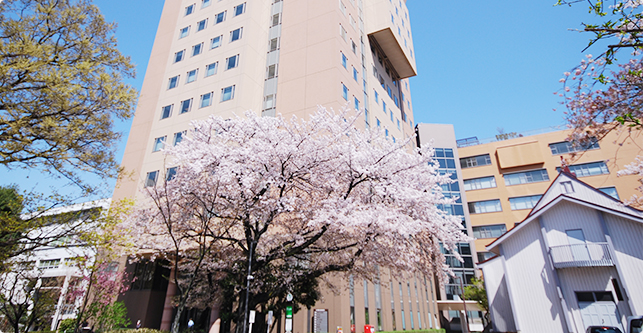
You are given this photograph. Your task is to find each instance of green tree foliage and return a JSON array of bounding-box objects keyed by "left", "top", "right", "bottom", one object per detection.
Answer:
[
  {"left": 0, "top": 0, "right": 137, "bottom": 192},
  {"left": 463, "top": 277, "right": 489, "bottom": 325},
  {"left": 0, "top": 186, "right": 25, "bottom": 272}
]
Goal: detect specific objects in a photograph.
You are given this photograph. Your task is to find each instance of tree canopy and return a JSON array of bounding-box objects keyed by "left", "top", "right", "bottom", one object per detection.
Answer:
[
  {"left": 122, "top": 107, "right": 468, "bottom": 333},
  {"left": 0, "top": 0, "right": 137, "bottom": 192}
]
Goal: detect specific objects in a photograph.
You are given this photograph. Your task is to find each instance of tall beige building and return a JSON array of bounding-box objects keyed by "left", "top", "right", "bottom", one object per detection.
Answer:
[
  {"left": 456, "top": 129, "right": 642, "bottom": 262},
  {"left": 113, "top": 1, "right": 448, "bottom": 333}
]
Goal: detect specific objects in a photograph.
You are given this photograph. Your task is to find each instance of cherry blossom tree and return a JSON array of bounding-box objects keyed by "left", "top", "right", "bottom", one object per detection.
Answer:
[
  {"left": 558, "top": 0, "right": 643, "bottom": 205},
  {"left": 122, "top": 107, "right": 468, "bottom": 333}
]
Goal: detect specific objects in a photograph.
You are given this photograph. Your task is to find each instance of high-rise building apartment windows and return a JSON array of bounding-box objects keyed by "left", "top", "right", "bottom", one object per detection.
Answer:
[
  {"left": 160, "top": 105, "right": 173, "bottom": 119},
  {"left": 341, "top": 83, "right": 348, "bottom": 100},
  {"left": 230, "top": 28, "right": 243, "bottom": 42},
  {"left": 382, "top": 101, "right": 386, "bottom": 113},
  {"left": 200, "top": 92, "right": 213, "bottom": 108},
  {"left": 269, "top": 38, "right": 278, "bottom": 51},
  {"left": 354, "top": 96, "right": 359, "bottom": 110},
  {"left": 472, "top": 224, "right": 507, "bottom": 239},
  {"left": 226, "top": 55, "right": 239, "bottom": 70},
  {"left": 180, "top": 98, "right": 192, "bottom": 114},
  {"left": 549, "top": 138, "right": 599, "bottom": 155},
  {"left": 374, "top": 90, "right": 379, "bottom": 104},
  {"left": 340, "top": 24, "right": 347, "bottom": 41},
  {"left": 267, "top": 64, "right": 276, "bottom": 79},
  {"left": 205, "top": 62, "right": 218, "bottom": 77},
  {"left": 153, "top": 136, "right": 166, "bottom": 152},
  {"left": 341, "top": 52, "right": 347, "bottom": 68},
  {"left": 460, "top": 154, "right": 491, "bottom": 169},
  {"left": 192, "top": 43, "right": 203, "bottom": 56},
  {"left": 145, "top": 171, "right": 159, "bottom": 187},
  {"left": 272, "top": 14, "right": 280, "bottom": 27},
  {"left": 504, "top": 169, "right": 549, "bottom": 186},
  {"left": 166, "top": 167, "right": 178, "bottom": 181},
  {"left": 215, "top": 11, "right": 226, "bottom": 24},
  {"left": 168, "top": 75, "right": 179, "bottom": 89},
  {"left": 353, "top": 67, "right": 358, "bottom": 81},
  {"left": 186, "top": 69, "right": 198, "bottom": 83},
  {"left": 211, "top": 35, "right": 222, "bottom": 49},
  {"left": 557, "top": 161, "right": 610, "bottom": 177},
  {"left": 468, "top": 199, "right": 502, "bottom": 214},
  {"left": 463, "top": 176, "right": 497, "bottom": 191},
  {"left": 233, "top": 3, "right": 246, "bottom": 16},
  {"left": 197, "top": 19, "right": 207, "bottom": 31},
  {"left": 185, "top": 4, "right": 195, "bottom": 16},
  {"left": 339, "top": 0, "right": 346, "bottom": 15},
  {"left": 202, "top": 0, "right": 211, "bottom": 8},
  {"left": 174, "top": 50, "right": 185, "bottom": 63},
  {"left": 221, "top": 85, "right": 235, "bottom": 101},
  {"left": 509, "top": 195, "right": 542, "bottom": 210},
  {"left": 173, "top": 131, "right": 185, "bottom": 146},
  {"left": 351, "top": 40, "right": 357, "bottom": 54}
]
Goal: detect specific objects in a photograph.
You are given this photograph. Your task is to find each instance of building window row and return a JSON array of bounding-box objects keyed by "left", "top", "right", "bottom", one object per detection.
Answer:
[
  {"left": 463, "top": 176, "right": 496, "bottom": 191},
  {"left": 509, "top": 194, "right": 542, "bottom": 211},
  {"left": 557, "top": 161, "right": 609, "bottom": 178},
  {"left": 167, "top": 55, "right": 238, "bottom": 91},
  {"left": 179, "top": 3, "right": 246, "bottom": 40},
  {"left": 504, "top": 169, "right": 549, "bottom": 186},
  {"left": 174, "top": 28, "right": 243, "bottom": 65},
  {"left": 472, "top": 224, "right": 507, "bottom": 239},
  {"left": 460, "top": 154, "right": 491, "bottom": 169},
  {"left": 468, "top": 199, "right": 502, "bottom": 214},
  {"left": 549, "top": 138, "right": 600, "bottom": 155},
  {"left": 160, "top": 84, "right": 236, "bottom": 121}
]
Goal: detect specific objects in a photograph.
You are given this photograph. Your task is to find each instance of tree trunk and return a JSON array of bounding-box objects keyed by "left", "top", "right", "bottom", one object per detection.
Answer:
[{"left": 171, "top": 303, "right": 185, "bottom": 333}]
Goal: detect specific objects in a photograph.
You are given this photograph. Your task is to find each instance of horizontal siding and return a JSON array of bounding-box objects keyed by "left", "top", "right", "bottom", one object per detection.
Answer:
[
  {"left": 503, "top": 221, "right": 567, "bottom": 333},
  {"left": 542, "top": 201, "right": 606, "bottom": 247},
  {"left": 604, "top": 214, "right": 643, "bottom": 314},
  {"left": 558, "top": 267, "right": 628, "bottom": 332}
]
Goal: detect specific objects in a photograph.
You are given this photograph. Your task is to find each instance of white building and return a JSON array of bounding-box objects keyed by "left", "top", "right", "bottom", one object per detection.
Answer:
[
  {"left": 480, "top": 172, "right": 643, "bottom": 333},
  {"left": 1, "top": 199, "right": 111, "bottom": 331}
]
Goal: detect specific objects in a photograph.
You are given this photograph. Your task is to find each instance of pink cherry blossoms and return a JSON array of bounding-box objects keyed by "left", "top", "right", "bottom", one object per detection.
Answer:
[{"left": 121, "top": 106, "right": 468, "bottom": 331}]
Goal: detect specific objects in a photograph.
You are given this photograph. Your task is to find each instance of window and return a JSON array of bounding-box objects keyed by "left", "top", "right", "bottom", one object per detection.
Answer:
[
  {"left": 221, "top": 85, "right": 235, "bottom": 101},
  {"left": 349, "top": 15, "right": 356, "bottom": 29},
  {"left": 267, "top": 64, "right": 276, "bottom": 79},
  {"left": 160, "top": 105, "right": 173, "bottom": 119},
  {"left": 269, "top": 38, "right": 278, "bottom": 51},
  {"left": 173, "top": 131, "right": 185, "bottom": 146},
  {"left": 230, "top": 27, "right": 243, "bottom": 42},
  {"left": 389, "top": 110, "right": 393, "bottom": 122},
  {"left": 509, "top": 195, "right": 542, "bottom": 210},
  {"left": 205, "top": 62, "right": 218, "bottom": 77},
  {"left": 340, "top": 24, "right": 347, "bottom": 41},
  {"left": 353, "top": 67, "right": 358, "bottom": 81},
  {"left": 460, "top": 154, "right": 491, "bottom": 169},
  {"left": 352, "top": 40, "right": 357, "bottom": 54},
  {"left": 385, "top": 128, "right": 389, "bottom": 137},
  {"left": 468, "top": 199, "right": 502, "bottom": 214},
  {"left": 233, "top": 3, "right": 246, "bottom": 16},
  {"left": 472, "top": 224, "right": 507, "bottom": 239},
  {"left": 174, "top": 50, "right": 185, "bottom": 63},
  {"left": 226, "top": 55, "right": 239, "bottom": 70},
  {"left": 549, "top": 138, "right": 600, "bottom": 155},
  {"left": 339, "top": 0, "right": 346, "bottom": 15},
  {"left": 382, "top": 101, "right": 386, "bottom": 113},
  {"left": 264, "top": 94, "right": 275, "bottom": 109},
  {"left": 185, "top": 4, "right": 195, "bottom": 16},
  {"left": 180, "top": 98, "right": 192, "bottom": 114},
  {"left": 211, "top": 35, "right": 222, "bottom": 49},
  {"left": 397, "top": 119, "right": 400, "bottom": 130},
  {"left": 504, "top": 169, "right": 549, "bottom": 186},
  {"left": 180, "top": 26, "right": 190, "bottom": 39},
  {"left": 168, "top": 75, "right": 179, "bottom": 89},
  {"left": 561, "top": 181, "right": 574, "bottom": 194},
  {"left": 200, "top": 92, "right": 213, "bottom": 108},
  {"left": 145, "top": 171, "right": 158, "bottom": 187},
  {"left": 341, "top": 52, "right": 347, "bottom": 68},
  {"left": 39, "top": 259, "right": 61, "bottom": 270},
  {"left": 376, "top": 118, "right": 381, "bottom": 128},
  {"left": 354, "top": 96, "right": 359, "bottom": 110},
  {"left": 557, "top": 161, "right": 609, "bottom": 177},
  {"left": 186, "top": 69, "right": 198, "bottom": 83},
  {"left": 272, "top": 14, "right": 280, "bottom": 27},
  {"left": 197, "top": 19, "right": 208, "bottom": 31},
  {"left": 192, "top": 43, "right": 203, "bottom": 56},
  {"left": 215, "top": 11, "right": 226, "bottom": 24},
  {"left": 599, "top": 187, "right": 620, "bottom": 200},
  {"left": 342, "top": 83, "right": 348, "bottom": 100},
  {"left": 153, "top": 136, "right": 166, "bottom": 152},
  {"left": 477, "top": 251, "right": 496, "bottom": 263},
  {"left": 463, "top": 176, "right": 497, "bottom": 191},
  {"left": 202, "top": 0, "right": 211, "bottom": 8},
  {"left": 374, "top": 90, "right": 379, "bottom": 104},
  {"left": 166, "top": 167, "right": 178, "bottom": 181}
]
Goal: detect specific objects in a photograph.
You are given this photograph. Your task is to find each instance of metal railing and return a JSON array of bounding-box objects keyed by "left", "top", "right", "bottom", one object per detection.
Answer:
[{"left": 549, "top": 243, "right": 614, "bottom": 269}]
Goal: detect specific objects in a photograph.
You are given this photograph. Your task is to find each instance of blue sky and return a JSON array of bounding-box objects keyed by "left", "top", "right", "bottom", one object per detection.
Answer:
[{"left": 2, "top": 0, "right": 606, "bottom": 198}]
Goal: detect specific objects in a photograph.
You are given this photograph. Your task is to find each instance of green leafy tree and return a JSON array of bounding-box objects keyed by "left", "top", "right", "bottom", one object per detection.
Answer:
[
  {"left": 463, "top": 277, "right": 489, "bottom": 326},
  {"left": 0, "top": 0, "right": 137, "bottom": 193}
]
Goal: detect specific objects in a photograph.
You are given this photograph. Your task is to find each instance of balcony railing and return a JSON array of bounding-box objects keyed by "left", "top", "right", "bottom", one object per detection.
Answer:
[{"left": 549, "top": 243, "right": 614, "bottom": 269}]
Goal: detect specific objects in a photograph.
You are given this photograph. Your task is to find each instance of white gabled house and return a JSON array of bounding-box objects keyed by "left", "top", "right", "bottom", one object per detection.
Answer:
[{"left": 479, "top": 171, "right": 643, "bottom": 333}]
